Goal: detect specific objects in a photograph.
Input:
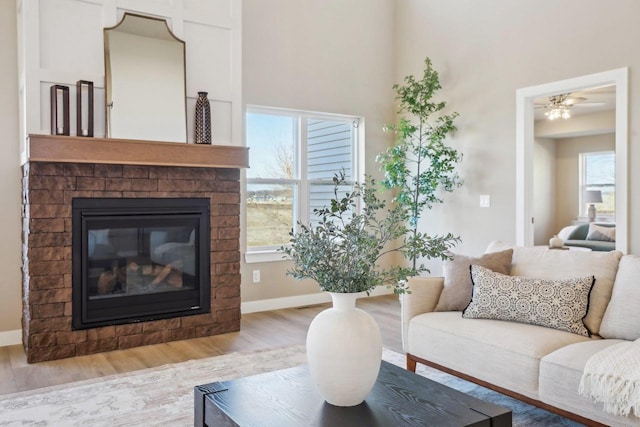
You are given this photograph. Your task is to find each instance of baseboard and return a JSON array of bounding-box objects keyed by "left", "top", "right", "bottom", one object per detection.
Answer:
[
  {"left": 241, "top": 287, "right": 394, "bottom": 314},
  {"left": 0, "top": 329, "right": 22, "bottom": 347},
  {"left": 0, "top": 289, "right": 393, "bottom": 345},
  {"left": 1, "top": 290, "right": 394, "bottom": 344}
]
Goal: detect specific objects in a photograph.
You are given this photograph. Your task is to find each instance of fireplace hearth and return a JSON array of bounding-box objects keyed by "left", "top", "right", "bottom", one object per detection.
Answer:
[{"left": 72, "top": 198, "right": 211, "bottom": 329}]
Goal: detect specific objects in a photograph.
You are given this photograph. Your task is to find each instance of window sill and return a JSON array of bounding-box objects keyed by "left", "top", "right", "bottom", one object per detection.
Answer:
[
  {"left": 572, "top": 216, "right": 616, "bottom": 225},
  {"left": 245, "top": 250, "right": 289, "bottom": 264}
]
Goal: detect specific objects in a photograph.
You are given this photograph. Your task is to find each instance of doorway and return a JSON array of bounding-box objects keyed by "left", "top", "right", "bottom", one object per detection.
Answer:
[{"left": 515, "top": 68, "right": 628, "bottom": 253}]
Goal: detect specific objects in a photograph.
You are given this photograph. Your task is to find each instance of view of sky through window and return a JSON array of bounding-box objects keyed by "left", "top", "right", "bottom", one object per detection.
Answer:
[{"left": 246, "top": 113, "right": 295, "bottom": 180}]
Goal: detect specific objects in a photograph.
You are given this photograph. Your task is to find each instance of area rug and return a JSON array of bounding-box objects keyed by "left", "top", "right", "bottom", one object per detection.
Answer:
[{"left": 0, "top": 345, "right": 582, "bottom": 426}]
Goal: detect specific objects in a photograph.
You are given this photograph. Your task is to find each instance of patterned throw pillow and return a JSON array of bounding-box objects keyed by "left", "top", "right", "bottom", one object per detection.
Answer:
[{"left": 463, "top": 265, "right": 594, "bottom": 337}]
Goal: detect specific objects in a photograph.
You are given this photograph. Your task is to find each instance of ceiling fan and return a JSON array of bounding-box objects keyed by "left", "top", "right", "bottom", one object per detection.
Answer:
[{"left": 534, "top": 92, "right": 607, "bottom": 120}]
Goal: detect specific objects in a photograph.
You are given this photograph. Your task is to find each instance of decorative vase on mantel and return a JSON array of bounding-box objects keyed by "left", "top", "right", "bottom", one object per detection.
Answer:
[
  {"left": 194, "top": 91, "right": 212, "bottom": 144},
  {"left": 306, "top": 291, "right": 383, "bottom": 407}
]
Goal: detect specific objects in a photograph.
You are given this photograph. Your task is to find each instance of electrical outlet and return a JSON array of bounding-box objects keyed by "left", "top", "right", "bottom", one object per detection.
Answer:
[
  {"left": 479, "top": 195, "right": 491, "bottom": 208},
  {"left": 252, "top": 270, "right": 260, "bottom": 283}
]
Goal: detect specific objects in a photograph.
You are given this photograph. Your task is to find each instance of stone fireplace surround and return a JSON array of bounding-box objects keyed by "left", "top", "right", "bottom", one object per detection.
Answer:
[{"left": 22, "top": 135, "right": 248, "bottom": 363}]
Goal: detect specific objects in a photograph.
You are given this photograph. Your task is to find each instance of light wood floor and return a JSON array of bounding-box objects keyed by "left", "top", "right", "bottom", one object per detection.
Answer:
[{"left": 0, "top": 295, "right": 402, "bottom": 395}]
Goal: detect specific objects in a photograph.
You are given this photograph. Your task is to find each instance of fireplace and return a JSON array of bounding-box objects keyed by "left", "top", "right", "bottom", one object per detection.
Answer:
[
  {"left": 72, "top": 198, "right": 211, "bottom": 329},
  {"left": 22, "top": 144, "right": 247, "bottom": 363}
]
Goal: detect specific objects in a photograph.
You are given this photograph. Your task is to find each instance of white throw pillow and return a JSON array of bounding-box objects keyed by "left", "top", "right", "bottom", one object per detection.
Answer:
[{"left": 586, "top": 223, "right": 615, "bottom": 242}]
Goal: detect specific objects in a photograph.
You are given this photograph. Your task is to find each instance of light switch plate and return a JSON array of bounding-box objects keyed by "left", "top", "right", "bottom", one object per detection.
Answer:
[{"left": 479, "top": 195, "right": 491, "bottom": 208}]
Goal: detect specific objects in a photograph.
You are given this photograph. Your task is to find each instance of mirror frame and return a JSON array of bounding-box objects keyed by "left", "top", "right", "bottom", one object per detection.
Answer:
[
  {"left": 516, "top": 68, "right": 628, "bottom": 253},
  {"left": 104, "top": 12, "right": 187, "bottom": 142}
]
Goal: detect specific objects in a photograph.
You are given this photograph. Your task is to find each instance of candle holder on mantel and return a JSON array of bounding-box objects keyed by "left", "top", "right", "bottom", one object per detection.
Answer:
[
  {"left": 194, "top": 91, "right": 212, "bottom": 144},
  {"left": 50, "top": 85, "right": 70, "bottom": 136},
  {"left": 76, "top": 80, "right": 94, "bottom": 137}
]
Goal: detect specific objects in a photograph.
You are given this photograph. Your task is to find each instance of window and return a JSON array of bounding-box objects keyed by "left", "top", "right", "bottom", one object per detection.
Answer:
[
  {"left": 245, "top": 106, "right": 360, "bottom": 261},
  {"left": 579, "top": 151, "right": 615, "bottom": 217}
]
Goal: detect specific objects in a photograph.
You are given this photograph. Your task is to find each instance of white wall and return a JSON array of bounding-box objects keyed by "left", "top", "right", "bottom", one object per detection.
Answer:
[
  {"left": 0, "top": 0, "right": 23, "bottom": 337},
  {"left": 395, "top": 0, "right": 640, "bottom": 272},
  {"left": 241, "top": 0, "right": 396, "bottom": 304},
  {"left": 533, "top": 138, "right": 556, "bottom": 245}
]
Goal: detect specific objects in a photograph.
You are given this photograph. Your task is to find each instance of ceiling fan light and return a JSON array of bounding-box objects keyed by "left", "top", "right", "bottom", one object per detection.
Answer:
[
  {"left": 546, "top": 108, "right": 560, "bottom": 120},
  {"left": 545, "top": 104, "right": 571, "bottom": 120}
]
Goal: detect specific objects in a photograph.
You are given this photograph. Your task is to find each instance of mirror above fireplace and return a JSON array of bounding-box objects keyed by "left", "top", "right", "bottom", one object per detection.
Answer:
[{"left": 104, "top": 13, "right": 187, "bottom": 143}]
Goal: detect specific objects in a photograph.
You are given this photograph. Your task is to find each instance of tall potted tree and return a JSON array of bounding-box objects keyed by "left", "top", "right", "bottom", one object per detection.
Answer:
[{"left": 377, "top": 57, "right": 462, "bottom": 270}]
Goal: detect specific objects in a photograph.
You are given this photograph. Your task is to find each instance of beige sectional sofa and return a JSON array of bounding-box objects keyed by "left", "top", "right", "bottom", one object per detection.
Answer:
[{"left": 401, "top": 243, "right": 640, "bottom": 426}]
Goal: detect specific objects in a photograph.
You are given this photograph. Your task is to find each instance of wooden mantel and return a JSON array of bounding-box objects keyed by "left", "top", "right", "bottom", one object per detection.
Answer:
[{"left": 27, "top": 134, "right": 249, "bottom": 169}]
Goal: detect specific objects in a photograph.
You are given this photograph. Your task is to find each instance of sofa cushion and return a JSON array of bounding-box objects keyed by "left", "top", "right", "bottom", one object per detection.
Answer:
[
  {"left": 600, "top": 255, "right": 640, "bottom": 340},
  {"left": 563, "top": 239, "right": 616, "bottom": 252},
  {"left": 539, "top": 339, "right": 638, "bottom": 426},
  {"left": 557, "top": 225, "right": 578, "bottom": 241},
  {"left": 562, "top": 223, "right": 616, "bottom": 251},
  {"left": 486, "top": 242, "right": 622, "bottom": 336},
  {"left": 434, "top": 249, "right": 513, "bottom": 312},
  {"left": 463, "top": 266, "right": 593, "bottom": 336},
  {"left": 406, "top": 311, "right": 591, "bottom": 399},
  {"left": 566, "top": 223, "right": 615, "bottom": 241},
  {"left": 566, "top": 223, "right": 590, "bottom": 240}
]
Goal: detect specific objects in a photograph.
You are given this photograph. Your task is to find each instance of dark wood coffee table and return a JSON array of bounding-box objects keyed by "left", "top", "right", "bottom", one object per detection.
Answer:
[{"left": 194, "top": 360, "right": 511, "bottom": 426}]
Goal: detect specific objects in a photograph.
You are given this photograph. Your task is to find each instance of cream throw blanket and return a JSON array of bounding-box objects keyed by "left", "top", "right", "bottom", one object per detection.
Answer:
[{"left": 579, "top": 338, "right": 640, "bottom": 417}]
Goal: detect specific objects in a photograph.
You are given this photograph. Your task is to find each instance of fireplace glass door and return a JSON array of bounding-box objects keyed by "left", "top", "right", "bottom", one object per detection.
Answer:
[{"left": 72, "top": 198, "right": 210, "bottom": 329}]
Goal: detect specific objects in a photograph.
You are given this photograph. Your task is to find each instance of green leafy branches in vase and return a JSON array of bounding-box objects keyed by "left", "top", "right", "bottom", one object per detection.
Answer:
[
  {"left": 280, "top": 172, "right": 434, "bottom": 295},
  {"left": 377, "top": 57, "right": 462, "bottom": 270}
]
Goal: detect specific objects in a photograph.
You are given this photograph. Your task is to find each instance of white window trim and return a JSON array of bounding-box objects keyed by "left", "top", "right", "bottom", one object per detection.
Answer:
[
  {"left": 244, "top": 105, "right": 363, "bottom": 264},
  {"left": 245, "top": 249, "right": 287, "bottom": 264},
  {"left": 578, "top": 150, "right": 615, "bottom": 220}
]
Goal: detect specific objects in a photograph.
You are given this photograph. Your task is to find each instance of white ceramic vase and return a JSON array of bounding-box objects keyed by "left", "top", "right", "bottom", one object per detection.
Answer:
[
  {"left": 549, "top": 235, "right": 564, "bottom": 248},
  {"left": 306, "top": 291, "right": 382, "bottom": 407}
]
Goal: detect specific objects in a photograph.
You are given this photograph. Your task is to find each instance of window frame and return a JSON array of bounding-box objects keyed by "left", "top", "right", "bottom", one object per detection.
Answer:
[
  {"left": 244, "top": 105, "right": 362, "bottom": 263},
  {"left": 578, "top": 150, "right": 615, "bottom": 220}
]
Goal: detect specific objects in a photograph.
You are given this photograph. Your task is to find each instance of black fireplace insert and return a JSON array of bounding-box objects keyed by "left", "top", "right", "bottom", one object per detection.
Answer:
[{"left": 72, "top": 198, "right": 211, "bottom": 330}]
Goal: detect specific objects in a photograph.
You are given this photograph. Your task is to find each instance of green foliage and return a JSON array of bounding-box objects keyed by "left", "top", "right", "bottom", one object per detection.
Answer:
[
  {"left": 280, "top": 172, "right": 456, "bottom": 295},
  {"left": 377, "top": 57, "right": 462, "bottom": 268}
]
